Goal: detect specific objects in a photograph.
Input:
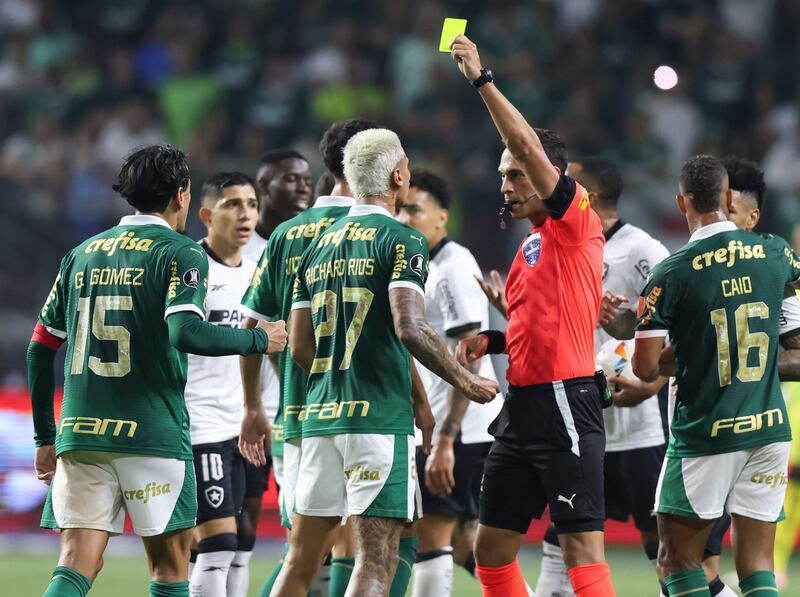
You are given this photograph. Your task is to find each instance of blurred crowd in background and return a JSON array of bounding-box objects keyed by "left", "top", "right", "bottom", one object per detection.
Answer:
[{"left": 2, "top": 0, "right": 800, "bottom": 384}]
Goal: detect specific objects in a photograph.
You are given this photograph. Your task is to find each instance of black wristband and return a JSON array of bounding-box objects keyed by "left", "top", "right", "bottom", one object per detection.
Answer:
[{"left": 479, "top": 330, "right": 506, "bottom": 354}]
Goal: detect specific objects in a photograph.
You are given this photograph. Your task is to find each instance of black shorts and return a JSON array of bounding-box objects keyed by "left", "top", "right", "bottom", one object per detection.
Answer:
[
  {"left": 479, "top": 377, "right": 606, "bottom": 535},
  {"left": 244, "top": 457, "right": 271, "bottom": 499},
  {"left": 704, "top": 514, "right": 731, "bottom": 557},
  {"left": 605, "top": 444, "right": 666, "bottom": 531},
  {"left": 193, "top": 438, "right": 247, "bottom": 523},
  {"left": 417, "top": 441, "right": 490, "bottom": 520}
]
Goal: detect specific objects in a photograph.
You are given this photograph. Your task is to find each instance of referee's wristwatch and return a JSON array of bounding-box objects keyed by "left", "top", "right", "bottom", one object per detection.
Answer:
[{"left": 472, "top": 67, "right": 494, "bottom": 89}]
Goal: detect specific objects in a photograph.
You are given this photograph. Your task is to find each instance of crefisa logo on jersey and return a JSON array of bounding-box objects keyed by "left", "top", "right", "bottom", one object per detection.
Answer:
[
  {"left": 522, "top": 233, "right": 542, "bottom": 267},
  {"left": 183, "top": 268, "right": 200, "bottom": 288}
]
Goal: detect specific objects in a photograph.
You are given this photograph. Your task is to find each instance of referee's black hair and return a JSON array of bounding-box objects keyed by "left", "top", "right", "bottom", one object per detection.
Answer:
[
  {"left": 201, "top": 171, "right": 256, "bottom": 203},
  {"left": 680, "top": 155, "right": 728, "bottom": 214},
  {"left": 319, "top": 119, "right": 379, "bottom": 179},
  {"left": 721, "top": 155, "right": 767, "bottom": 210},
  {"left": 534, "top": 128, "right": 568, "bottom": 173},
  {"left": 410, "top": 170, "right": 451, "bottom": 210},
  {"left": 572, "top": 156, "right": 623, "bottom": 207},
  {"left": 112, "top": 144, "right": 190, "bottom": 213}
]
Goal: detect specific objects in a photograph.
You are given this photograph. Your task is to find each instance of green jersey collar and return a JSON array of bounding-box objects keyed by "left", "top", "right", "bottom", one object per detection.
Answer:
[
  {"left": 348, "top": 204, "right": 393, "bottom": 219},
  {"left": 689, "top": 220, "right": 736, "bottom": 244},
  {"left": 120, "top": 214, "right": 172, "bottom": 229}
]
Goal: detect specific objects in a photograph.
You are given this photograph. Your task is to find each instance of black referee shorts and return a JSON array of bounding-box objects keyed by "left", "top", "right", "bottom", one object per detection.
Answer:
[
  {"left": 605, "top": 444, "right": 666, "bottom": 531},
  {"left": 417, "top": 441, "right": 490, "bottom": 520},
  {"left": 479, "top": 377, "right": 606, "bottom": 535}
]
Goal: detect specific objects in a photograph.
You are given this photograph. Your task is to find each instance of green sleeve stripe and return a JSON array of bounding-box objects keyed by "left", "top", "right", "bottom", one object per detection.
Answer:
[
  {"left": 164, "top": 304, "right": 205, "bottom": 320},
  {"left": 388, "top": 281, "right": 424, "bottom": 296}
]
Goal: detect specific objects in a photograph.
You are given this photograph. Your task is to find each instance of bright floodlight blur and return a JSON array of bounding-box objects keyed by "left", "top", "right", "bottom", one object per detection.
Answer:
[{"left": 653, "top": 65, "right": 678, "bottom": 90}]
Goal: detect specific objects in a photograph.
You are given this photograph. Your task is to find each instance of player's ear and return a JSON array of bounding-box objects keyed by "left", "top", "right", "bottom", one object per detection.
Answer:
[
  {"left": 725, "top": 189, "right": 733, "bottom": 214},
  {"left": 198, "top": 206, "right": 212, "bottom": 227},
  {"left": 440, "top": 208, "right": 449, "bottom": 228},
  {"left": 676, "top": 194, "right": 687, "bottom": 215},
  {"left": 751, "top": 207, "right": 761, "bottom": 229}
]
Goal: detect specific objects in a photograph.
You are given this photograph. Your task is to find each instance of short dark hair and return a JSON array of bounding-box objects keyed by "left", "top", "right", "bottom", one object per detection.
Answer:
[
  {"left": 410, "top": 170, "right": 451, "bottom": 209},
  {"left": 721, "top": 155, "right": 767, "bottom": 210},
  {"left": 319, "top": 119, "right": 379, "bottom": 179},
  {"left": 112, "top": 144, "right": 190, "bottom": 213},
  {"left": 256, "top": 149, "right": 307, "bottom": 183},
  {"left": 573, "top": 156, "right": 623, "bottom": 207},
  {"left": 680, "top": 154, "right": 728, "bottom": 214},
  {"left": 534, "top": 128, "right": 568, "bottom": 173},
  {"left": 257, "top": 149, "right": 307, "bottom": 170},
  {"left": 201, "top": 171, "right": 256, "bottom": 202},
  {"left": 314, "top": 171, "right": 336, "bottom": 200}
]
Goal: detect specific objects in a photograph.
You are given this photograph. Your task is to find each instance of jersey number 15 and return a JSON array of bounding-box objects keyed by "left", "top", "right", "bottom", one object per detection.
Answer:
[{"left": 71, "top": 295, "right": 132, "bottom": 378}]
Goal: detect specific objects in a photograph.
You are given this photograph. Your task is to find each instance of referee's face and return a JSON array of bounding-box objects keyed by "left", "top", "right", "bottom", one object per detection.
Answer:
[{"left": 499, "top": 150, "right": 546, "bottom": 223}]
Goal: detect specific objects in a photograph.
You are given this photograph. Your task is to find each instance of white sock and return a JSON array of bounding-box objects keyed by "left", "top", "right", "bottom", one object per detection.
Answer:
[
  {"left": 309, "top": 560, "right": 331, "bottom": 597},
  {"left": 226, "top": 550, "right": 253, "bottom": 597},
  {"left": 713, "top": 583, "right": 738, "bottom": 597},
  {"left": 190, "top": 549, "right": 236, "bottom": 596},
  {"left": 411, "top": 548, "right": 454, "bottom": 597},
  {"left": 534, "top": 541, "right": 575, "bottom": 597}
]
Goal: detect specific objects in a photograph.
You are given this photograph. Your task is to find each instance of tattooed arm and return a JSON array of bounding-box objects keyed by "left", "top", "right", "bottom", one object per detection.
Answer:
[{"left": 389, "top": 287, "right": 498, "bottom": 404}]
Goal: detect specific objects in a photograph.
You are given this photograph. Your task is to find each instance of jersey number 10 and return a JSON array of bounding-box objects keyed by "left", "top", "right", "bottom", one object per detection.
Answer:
[
  {"left": 710, "top": 301, "right": 769, "bottom": 386},
  {"left": 71, "top": 295, "right": 132, "bottom": 378},
  {"left": 310, "top": 287, "right": 374, "bottom": 374}
]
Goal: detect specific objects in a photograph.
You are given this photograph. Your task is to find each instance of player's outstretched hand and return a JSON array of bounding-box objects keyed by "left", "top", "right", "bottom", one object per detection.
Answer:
[
  {"left": 462, "top": 373, "right": 499, "bottom": 405},
  {"left": 598, "top": 291, "right": 629, "bottom": 326},
  {"left": 258, "top": 319, "right": 288, "bottom": 354},
  {"left": 450, "top": 35, "right": 483, "bottom": 82},
  {"left": 457, "top": 334, "right": 489, "bottom": 366},
  {"left": 35, "top": 444, "right": 56, "bottom": 485},
  {"left": 608, "top": 375, "right": 663, "bottom": 408},
  {"left": 239, "top": 409, "right": 271, "bottom": 466},
  {"left": 425, "top": 438, "right": 456, "bottom": 497},
  {"left": 414, "top": 397, "right": 435, "bottom": 456},
  {"left": 475, "top": 271, "right": 507, "bottom": 318}
]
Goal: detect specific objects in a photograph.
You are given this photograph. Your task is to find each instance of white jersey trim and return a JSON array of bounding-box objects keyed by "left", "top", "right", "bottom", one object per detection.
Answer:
[
  {"left": 164, "top": 304, "right": 206, "bottom": 321},
  {"left": 45, "top": 325, "right": 67, "bottom": 339},
  {"left": 241, "top": 305, "right": 270, "bottom": 321},
  {"left": 118, "top": 214, "right": 172, "bottom": 228},
  {"left": 388, "top": 281, "right": 425, "bottom": 297},
  {"left": 291, "top": 301, "right": 311, "bottom": 310},
  {"left": 635, "top": 329, "right": 669, "bottom": 338}
]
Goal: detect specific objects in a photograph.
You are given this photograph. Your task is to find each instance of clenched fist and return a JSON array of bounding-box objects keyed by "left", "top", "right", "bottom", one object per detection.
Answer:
[{"left": 258, "top": 319, "right": 288, "bottom": 354}]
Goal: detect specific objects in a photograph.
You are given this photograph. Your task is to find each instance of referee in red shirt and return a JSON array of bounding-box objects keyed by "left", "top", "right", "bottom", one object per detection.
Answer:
[{"left": 450, "top": 37, "right": 615, "bottom": 597}]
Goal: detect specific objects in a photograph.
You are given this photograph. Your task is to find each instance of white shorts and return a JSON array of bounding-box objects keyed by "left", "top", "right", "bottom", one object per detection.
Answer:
[
  {"left": 280, "top": 438, "right": 301, "bottom": 529},
  {"left": 655, "top": 441, "right": 791, "bottom": 522},
  {"left": 295, "top": 434, "right": 420, "bottom": 521},
  {"left": 41, "top": 451, "right": 196, "bottom": 536}
]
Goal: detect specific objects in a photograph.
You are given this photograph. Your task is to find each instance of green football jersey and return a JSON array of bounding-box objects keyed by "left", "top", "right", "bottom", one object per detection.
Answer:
[
  {"left": 38, "top": 215, "right": 209, "bottom": 460},
  {"left": 241, "top": 196, "right": 356, "bottom": 445},
  {"left": 291, "top": 204, "right": 429, "bottom": 437},
  {"left": 636, "top": 222, "right": 800, "bottom": 457}
]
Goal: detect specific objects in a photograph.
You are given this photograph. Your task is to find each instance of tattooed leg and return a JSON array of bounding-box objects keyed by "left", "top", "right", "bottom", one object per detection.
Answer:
[{"left": 345, "top": 516, "right": 404, "bottom": 597}]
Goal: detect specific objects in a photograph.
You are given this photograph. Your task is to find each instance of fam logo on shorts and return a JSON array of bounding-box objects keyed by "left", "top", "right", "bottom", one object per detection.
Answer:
[
  {"left": 205, "top": 485, "right": 225, "bottom": 508},
  {"left": 522, "top": 233, "right": 542, "bottom": 267},
  {"left": 183, "top": 268, "right": 200, "bottom": 288}
]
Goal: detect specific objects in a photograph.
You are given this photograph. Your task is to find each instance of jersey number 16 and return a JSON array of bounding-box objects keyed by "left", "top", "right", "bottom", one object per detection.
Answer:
[{"left": 710, "top": 301, "right": 769, "bottom": 386}]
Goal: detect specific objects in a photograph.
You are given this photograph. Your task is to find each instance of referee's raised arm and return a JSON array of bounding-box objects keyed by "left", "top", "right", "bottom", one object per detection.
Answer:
[{"left": 450, "top": 35, "right": 559, "bottom": 200}]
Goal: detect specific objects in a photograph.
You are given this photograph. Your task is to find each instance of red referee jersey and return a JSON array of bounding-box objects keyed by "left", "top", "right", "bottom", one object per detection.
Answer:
[{"left": 505, "top": 176, "right": 604, "bottom": 386}]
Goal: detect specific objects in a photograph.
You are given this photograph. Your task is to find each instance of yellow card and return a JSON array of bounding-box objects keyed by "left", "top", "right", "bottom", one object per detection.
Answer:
[{"left": 439, "top": 18, "right": 467, "bottom": 52}]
